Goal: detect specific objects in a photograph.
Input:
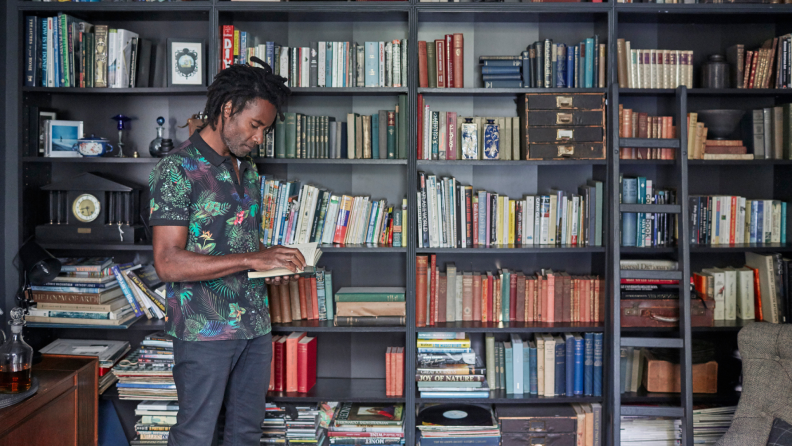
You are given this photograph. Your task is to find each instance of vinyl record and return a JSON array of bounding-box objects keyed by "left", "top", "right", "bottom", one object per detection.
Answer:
[{"left": 418, "top": 403, "right": 492, "bottom": 427}]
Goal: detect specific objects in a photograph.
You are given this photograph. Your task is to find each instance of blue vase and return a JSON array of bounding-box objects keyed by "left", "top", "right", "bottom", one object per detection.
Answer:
[
  {"left": 461, "top": 118, "right": 478, "bottom": 160},
  {"left": 484, "top": 119, "right": 500, "bottom": 160}
]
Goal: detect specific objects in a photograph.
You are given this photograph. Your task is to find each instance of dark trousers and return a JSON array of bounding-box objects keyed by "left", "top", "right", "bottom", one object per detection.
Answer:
[{"left": 168, "top": 333, "right": 272, "bottom": 446}]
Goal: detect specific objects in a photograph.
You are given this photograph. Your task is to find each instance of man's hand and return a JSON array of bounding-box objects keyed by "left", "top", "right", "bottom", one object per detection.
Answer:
[{"left": 249, "top": 246, "right": 307, "bottom": 285}]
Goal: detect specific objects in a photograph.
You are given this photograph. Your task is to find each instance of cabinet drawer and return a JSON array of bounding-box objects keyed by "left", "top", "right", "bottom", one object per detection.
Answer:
[
  {"left": 525, "top": 110, "right": 603, "bottom": 127},
  {"left": 523, "top": 93, "right": 604, "bottom": 110},
  {"left": 526, "top": 143, "right": 605, "bottom": 160},
  {"left": 525, "top": 127, "right": 603, "bottom": 143}
]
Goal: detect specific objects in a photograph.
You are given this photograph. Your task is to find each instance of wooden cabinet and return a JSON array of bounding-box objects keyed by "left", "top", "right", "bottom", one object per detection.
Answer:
[{"left": 0, "top": 355, "right": 97, "bottom": 446}]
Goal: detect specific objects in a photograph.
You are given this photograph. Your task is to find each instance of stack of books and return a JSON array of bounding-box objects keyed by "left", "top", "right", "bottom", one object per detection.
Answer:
[
  {"left": 334, "top": 287, "right": 406, "bottom": 327},
  {"left": 417, "top": 174, "right": 604, "bottom": 248},
  {"left": 616, "top": 39, "right": 694, "bottom": 89},
  {"left": 416, "top": 403, "right": 499, "bottom": 446},
  {"left": 220, "top": 30, "right": 409, "bottom": 89},
  {"left": 132, "top": 401, "right": 177, "bottom": 446},
  {"left": 418, "top": 35, "right": 465, "bottom": 89},
  {"left": 620, "top": 176, "right": 678, "bottom": 248},
  {"left": 26, "top": 258, "right": 159, "bottom": 327},
  {"left": 328, "top": 403, "right": 405, "bottom": 445},
  {"left": 693, "top": 266, "right": 754, "bottom": 323},
  {"left": 39, "top": 338, "right": 130, "bottom": 394},
  {"left": 260, "top": 178, "right": 407, "bottom": 248},
  {"left": 688, "top": 196, "right": 787, "bottom": 245},
  {"left": 270, "top": 332, "right": 317, "bottom": 394},
  {"left": 727, "top": 39, "right": 788, "bottom": 89},
  {"left": 386, "top": 347, "right": 405, "bottom": 397},
  {"left": 417, "top": 333, "right": 490, "bottom": 398},
  {"left": 415, "top": 258, "right": 605, "bottom": 326},
  {"left": 675, "top": 406, "right": 736, "bottom": 444},
  {"left": 261, "top": 403, "right": 288, "bottom": 445},
  {"left": 618, "top": 106, "right": 678, "bottom": 160},
  {"left": 620, "top": 414, "right": 676, "bottom": 445},
  {"left": 283, "top": 404, "right": 325, "bottom": 445},
  {"left": 480, "top": 56, "right": 523, "bottom": 88},
  {"left": 113, "top": 332, "right": 175, "bottom": 401},
  {"left": 486, "top": 332, "right": 603, "bottom": 397},
  {"left": 745, "top": 252, "right": 792, "bottom": 325},
  {"left": 265, "top": 270, "right": 334, "bottom": 324}
]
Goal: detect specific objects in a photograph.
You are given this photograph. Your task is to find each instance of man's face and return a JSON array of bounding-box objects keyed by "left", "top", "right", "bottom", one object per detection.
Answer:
[{"left": 220, "top": 98, "right": 277, "bottom": 158}]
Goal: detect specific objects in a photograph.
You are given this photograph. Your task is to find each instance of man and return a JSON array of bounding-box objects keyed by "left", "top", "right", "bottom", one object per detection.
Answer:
[{"left": 149, "top": 59, "right": 305, "bottom": 446}]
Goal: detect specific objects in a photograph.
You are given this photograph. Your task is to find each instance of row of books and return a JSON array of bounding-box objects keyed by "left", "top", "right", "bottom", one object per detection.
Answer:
[
  {"left": 259, "top": 177, "right": 407, "bottom": 247},
  {"left": 266, "top": 106, "right": 407, "bottom": 159},
  {"left": 618, "top": 107, "right": 678, "bottom": 160},
  {"left": 480, "top": 37, "right": 606, "bottom": 89},
  {"left": 269, "top": 332, "right": 317, "bottom": 393},
  {"left": 416, "top": 259, "right": 605, "bottom": 326},
  {"left": 416, "top": 101, "right": 521, "bottom": 161},
  {"left": 740, "top": 252, "right": 792, "bottom": 324},
  {"left": 114, "top": 332, "right": 174, "bottom": 401},
  {"left": 416, "top": 334, "right": 490, "bottom": 397},
  {"left": 485, "top": 332, "right": 604, "bottom": 397},
  {"left": 417, "top": 173, "right": 604, "bottom": 248},
  {"left": 621, "top": 406, "right": 736, "bottom": 445},
  {"left": 730, "top": 107, "right": 792, "bottom": 160},
  {"left": 27, "top": 258, "right": 165, "bottom": 327},
  {"left": 688, "top": 195, "right": 787, "bottom": 245},
  {"left": 24, "top": 15, "right": 156, "bottom": 88},
  {"left": 417, "top": 35, "right": 464, "bottom": 89},
  {"left": 221, "top": 29, "right": 409, "bottom": 89},
  {"left": 265, "top": 271, "right": 334, "bottom": 323},
  {"left": 616, "top": 40, "right": 694, "bottom": 89},
  {"left": 620, "top": 176, "right": 678, "bottom": 248},
  {"left": 727, "top": 37, "right": 790, "bottom": 89},
  {"left": 132, "top": 401, "right": 177, "bottom": 446},
  {"left": 386, "top": 347, "right": 405, "bottom": 397},
  {"left": 693, "top": 264, "right": 757, "bottom": 322}
]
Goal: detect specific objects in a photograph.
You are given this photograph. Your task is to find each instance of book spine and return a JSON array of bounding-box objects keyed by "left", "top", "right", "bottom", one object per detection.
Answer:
[
  {"left": 111, "top": 265, "right": 143, "bottom": 317},
  {"left": 593, "top": 332, "right": 603, "bottom": 397}
]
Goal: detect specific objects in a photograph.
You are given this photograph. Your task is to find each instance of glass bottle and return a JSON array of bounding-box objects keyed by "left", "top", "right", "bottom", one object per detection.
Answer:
[
  {"left": 149, "top": 117, "right": 166, "bottom": 158},
  {"left": 0, "top": 308, "right": 34, "bottom": 394}
]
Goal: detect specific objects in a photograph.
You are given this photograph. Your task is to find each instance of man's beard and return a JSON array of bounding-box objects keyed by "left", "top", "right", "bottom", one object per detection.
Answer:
[{"left": 220, "top": 123, "right": 253, "bottom": 158}]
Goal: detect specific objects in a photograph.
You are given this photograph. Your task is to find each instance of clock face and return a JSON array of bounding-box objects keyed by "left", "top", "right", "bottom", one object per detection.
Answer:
[{"left": 72, "top": 194, "right": 101, "bottom": 223}]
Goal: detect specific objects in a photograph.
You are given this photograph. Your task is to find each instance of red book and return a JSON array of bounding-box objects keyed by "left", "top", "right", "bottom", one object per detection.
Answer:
[
  {"left": 445, "top": 34, "right": 454, "bottom": 89},
  {"left": 536, "top": 274, "right": 545, "bottom": 322},
  {"left": 730, "top": 196, "right": 737, "bottom": 244},
  {"left": 417, "top": 94, "right": 424, "bottom": 160},
  {"left": 748, "top": 266, "right": 763, "bottom": 321},
  {"left": 416, "top": 256, "right": 428, "bottom": 327},
  {"left": 453, "top": 33, "right": 464, "bottom": 88},
  {"left": 516, "top": 273, "right": 525, "bottom": 323},
  {"left": 527, "top": 277, "right": 535, "bottom": 322},
  {"left": 546, "top": 272, "right": 555, "bottom": 323},
  {"left": 285, "top": 332, "right": 306, "bottom": 392},
  {"left": 486, "top": 273, "right": 494, "bottom": 323},
  {"left": 297, "top": 336, "right": 317, "bottom": 393},
  {"left": 298, "top": 277, "right": 309, "bottom": 321},
  {"left": 582, "top": 278, "right": 591, "bottom": 323},
  {"left": 310, "top": 277, "right": 319, "bottom": 320},
  {"left": 429, "top": 254, "right": 437, "bottom": 326},
  {"left": 472, "top": 273, "right": 482, "bottom": 322},
  {"left": 472, "top": 200, "right": 479, "bottom": 247},
  {"left": 598, "top": 277, "right": 605, "bottom": 322},
  {"left": 554, "top": 272, "right": 563, "bottom": 324},
  {"left": 418, "top": 41, "right": 429, "bottom": 88},
  {"left": 396, "top": 347, "right": 404, "bottom": 397},
  {"left": 387, "top": 215, "right": 394, "bottom": 246},
  {"left": 437, "top": 273, "right": 447, "bottom": 324},
  {"left": 385, "top": 347, "right": 393, "bottom": 396},
  {"left": 391, "top": 347, "right": 398, "bottom": 396},
  {"left": 221, "top": 25, "right": 234, "bottom": 70},
  {"left": 509, "top": 273, "right": 517, "bottom": 322},
  {"left": 435, "top": 40, "right": 445, "bottom": 88},
  {"left": 480, "top": 275, "right": 488, "bottom": 323},
  {"left": 447, "top": 112, "right": 457, "bottom": 160},
  {"left": 274, "top": 336, "right": 287, "bottom": 392},
  {"left": 269, "top": 335, "right": 278, "bottom": 391},
  {"left": 328, "top": 432, "right": 404, "bottom": 438}
]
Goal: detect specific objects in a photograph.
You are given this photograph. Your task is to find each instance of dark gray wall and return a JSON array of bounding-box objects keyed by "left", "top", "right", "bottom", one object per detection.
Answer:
[{"left": 3, "top": 0, "right": 18, "bottom": 329}]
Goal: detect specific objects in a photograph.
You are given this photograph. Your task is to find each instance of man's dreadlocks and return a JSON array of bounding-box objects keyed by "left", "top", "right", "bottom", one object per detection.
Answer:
[{"left": 202, "top": 56, "right": 290, "bottom": 131}]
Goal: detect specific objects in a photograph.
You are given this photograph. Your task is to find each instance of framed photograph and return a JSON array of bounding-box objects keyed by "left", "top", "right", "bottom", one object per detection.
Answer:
[
  {"left": 38, "top": 110, "right": 57, "bottom": 156},
  {"left": 167, "top": 38, "right": 204, "bottom": 87},
  {"left": 46, "top": 120, "right": 83, "bottom": 158}
]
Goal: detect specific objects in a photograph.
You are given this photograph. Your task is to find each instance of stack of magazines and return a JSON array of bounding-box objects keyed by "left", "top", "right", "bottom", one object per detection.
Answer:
[
  {"left": 113, "top": 332, "right": 175, "bottom": 400},
  {"left": 328, "top": 403, "right": 405, "bottom": 445},
  {"left": 132, "top": 401, "right": 177, "bottom": 446}
]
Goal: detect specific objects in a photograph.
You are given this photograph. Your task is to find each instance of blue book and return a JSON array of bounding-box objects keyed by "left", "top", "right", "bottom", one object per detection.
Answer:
[
  {"left": 554, "top": 336, "right": 566, "bottom": 397},
  {"left": 557, "top": 44, "right": 566, "bottom": 88},
  {"left": 511, "top": 334, "right": 524, "bottom": 395},
  {"left": 483, "top": 80, "right": 524, "bottom": 88},
  {"left": 324, "top": 271, "right": 334, "bottom": 320},
  {"left": 266, "top": 41, "right": 275, "bottom": 67},
  {"left": 528, "top": 341, "right": 538, "bottom": 395},
  {"left": 566, "top": 47, "right": 574, "bottom": 88},
  {"left": 622, "top": 178, "right": 638, "bottom": 247},
  {"left": 757, "top": 200, "right": 764, "bottom": 243},
  {"left": 240, "top": 32, "right": 247, "bottom": 65},
  {"left": 619, "top": 347, "right": 629, "bottom": 393},
  {"left": 111, "top": 265, "right": 143, "bottom": 317},
  {"left": 364, "top": 42, "right": 378, "bottom": 87},
  {"left": 325, "top": 42, "right": 333, "bottom": 87},
  {"left": 584, "top": 332, "right": 594, "bottom": 396},
  {"left": 41, "top": 18, "right": 48, "bottom": 86},
  {"left": 481, "top": 66, "right": 521, "bottom": 75},
  {"left": 482, "top": 74, "right": 522, "bottom": 81},
  {"left": 593, "top": 332, "right": 603, "bottom": 397},
  {"left": 501, "top": 270, "right": 510, "bottom": 322},
  {"left": 478, "top": 190, "right": 487, "bottom": 245},
  {"left": 585, "top": 37, "right": 595, "bottom": 88},
  {"left": 523, "top": 338, "right": 531, "bottom": 395},
  {"left": 564, "top": 333, "right": 575, "bottom": 397},
  {"left": 30, "top": 285, "right": 119, "bottom": 294},
  {"left": 419, "top": 391, "right": 490, "bottom": 398},
  {"left": 574, "top": 334, "right": 584, "bottom": 396},
  {"left": 40, "top": 280, "right": 117, "bottom": 289},
  {"left": 417, "top": 348, "right": 473, "bottom": 354},
  {"left": 419, "top": 436, "right": 500, "bottom": 446},
  {"left": 372, "top": 114, "right": 380, "bottom": 158},
  {"left": 504, "top": 341, "right": 514, "bottom": 394},
  {"left": 482, "top": 59, "right": 522, "bottom": 67},
  {"left": 521, "top": 51, "right": 531, "bottom": 87}
]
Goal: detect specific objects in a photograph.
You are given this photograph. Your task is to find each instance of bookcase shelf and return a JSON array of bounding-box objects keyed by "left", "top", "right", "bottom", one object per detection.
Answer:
[
  {"left": 619, "top": 138, "right": 679, "bottom": 148},
  {"left": 417, "top": 87, "right": 607, "bottom": 96},
  {"left": 417, "top": 159, "right": 607, "bottom": 166},
  {"left": 690, "top": 243, "right": 792, "bottom": 253},
  {"left": 614, "top": 3, "right": 792, "bottom": 15},
  {"left": 23, "top": 156, "right": 160, "bottom": 163},
  {"left": 27, "top": 318, "right": 166, "bottom": 331},
  {"left": 620, "top": 88, "right": 792, "bottom": 96},
  {"left": 416, "top": 392, "right": 603, "bottom": 405},
  {"left": 688, "top": 159, "right": 792, "bottom": 165},
  {"left": 267, "top": 378, "right": 404, "bottom": 403},
  {"left": 622, "top": 319, "right": 754, "bottom": 333},
  {"left": 288, "top": 87, "right": 408, "bottom": 96},
  {"left": 418, "top": 322, "right": 604, "bottom": 333},
  {"left": 18, "top": 2, "right": 212, "bottom": 13},
  {"left": 258, "top": 158, "right": 407, "bottom": 165},
  {"left": 37, "top": 243, "right": 407, "bottom": 253},
  {"left": 416, "top": 246, "right": 605, "bottom": 254},
  {"left": 21, "top": 87, "right": 208, "bottom": 95},
  {"left": 272, "top": 320, "right": 406, "bottom": 333}
]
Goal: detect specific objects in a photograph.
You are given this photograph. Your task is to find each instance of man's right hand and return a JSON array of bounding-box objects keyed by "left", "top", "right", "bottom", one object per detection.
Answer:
[{"left": 248, "top": 245, "right": 307, "bottom": 275}]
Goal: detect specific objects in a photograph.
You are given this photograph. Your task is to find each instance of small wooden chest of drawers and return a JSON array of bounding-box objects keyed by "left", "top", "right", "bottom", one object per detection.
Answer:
[{"left": 519, "top": 93, "right": 606, "bottom": 160}]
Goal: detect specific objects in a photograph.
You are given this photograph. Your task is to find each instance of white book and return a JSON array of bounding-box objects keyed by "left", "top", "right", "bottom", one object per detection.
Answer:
[
  {"left": 626, "top": 42, "right": 633, "bottom": 88},
  {"left": 417, "top": 192, "right": 424, "bottom": 248},
  {"left": 746, "top": 252, "right": 779, "bottom": 323},
  {"left": 772, "top": 200, "right": 782, "bottom": 243},
  {"left": 330, "top": 42, "right": 337, "bottom": 87},
  {"left": 347, "top": 197, "right": 362, "bottom": 244},
  {"left": 455, "top": 274, "right": 463, "bottom": 321},
  {"left": 736, "top": 197, "right": 746, "bottom": 245},
  {"left": 321, "top": 196, "right": 340, "bottom": 244},
  {"left": 535, "top": 197, "right": 543, "bottom": 245},
  {"left": 304, "top": 187, "right": 321, "bottom": 244},
  {"left": 722, "top": 267, "right": 738, "bottom": 321},
  {"left": 317, "top": 42, "right": 326, "bottom": 87},
  {"left": 736, "top": 267, "right": 756, "bottom": 320},
  {"left": 446, "top": 263, "right": 456, "bottom": 322},
  {"left": 248, "top": 243, "right": 323, "bottom": 279},
  {"left": 764, "top": 199, "right": 773, "bottom": 243},
  {"left": 280, "top": 47, "right": 290, "bottom": 87},
  {"left": 427, "top": 176, "right": 438, "bottom": 248},
  {"left": 293, "top": 185, "right": 310, "bottom": 244},
  {"left": 548, "top": 194, "right": 558, "bottom": 245},
  {"left": 423, "top": 105, "right": 431, "bottom": 160},
  {"left": 118, "top": 29, "right": 138, "bottom": 88},
  {"left": 560, "top": 196, "right": 568, "bottom": 245},
  {"left": 359, "top": 198, "right": 372, "bottom": 244},
  {"left": 571, "top": 196, "right": 580, "bottom": 245},
  {"left": 107, "top": 29, "right": 117, "bottom": 88},
  {"left": 301, "top": 47, "right": 310, "bottom": 87},
  {"left": 378, "top": 41, "right": 385, "bottom": 87},
  {"left": 723, "top": 196, "right": 732, "bottom": 245},
  {"left": 543, "top": 334, "right": 556, "bottom": 397},
  {"left": 460, "top": 186, "right": 467, "bottom": 248},
  {"left": 385, "top": 42, "right": 392, "bottom": 87},
  {"left": 525, "top": 196, "right": 535, "bottom": 245},
  {"left": 701, "top": 269, "right": 726, "bottom": 320}
]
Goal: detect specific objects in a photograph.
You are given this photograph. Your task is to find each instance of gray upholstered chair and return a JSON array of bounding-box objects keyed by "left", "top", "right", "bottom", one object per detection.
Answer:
[{"left": 716, "top": 322, "right": 792, "bottom": 446}]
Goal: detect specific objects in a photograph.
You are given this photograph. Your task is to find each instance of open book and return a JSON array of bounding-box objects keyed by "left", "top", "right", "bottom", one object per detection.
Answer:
[{"left": 247, "top": 243, "right": 323, "bottom": 279}]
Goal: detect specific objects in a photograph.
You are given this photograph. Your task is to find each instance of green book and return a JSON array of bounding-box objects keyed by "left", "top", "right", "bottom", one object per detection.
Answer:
[
  {"left": 309, "top": 116, "right": 315, "bottom": 159},
  {"left": 783, "top": 103, "right": 792, "bottom": 160},
  {"left": 300, "top": 114, "right": 307, "bottom": 158},
  {"left": 284, "top": 113, "right": 296, "bottom": 159},
  {"left": 334, "top": 287, "right": 405, "bottom": 302},
  {"left": 499, "top": 341, "right": 506, "bottom": 390},
  {"left": 505, "top": 341, "right": 514, "bottom": 394},
  {"left": 431, "top": 112, "right": 439, "bottom": 159},
  {"left": 485, "top": 334, "right": 496, "bottom": 389},
  {"left": 371, "top": 114, "right": 380, "bottom": 159},
  {"left": 386, "top": 111, "right": 396, "bottom": 159},
  {"left": 397, "top": 94, "right": 407, "bottom": 159},
  {"left": 85, "top": 33, "right": 94, "bottom": 88},
  {"left": 324, "top": 271, "right": 334, "bottom": 320},
  {"left": 501, "top": 269, "right": 510, "bottom": 322},
  {"left": 275, "top": 115, "right": 286, "bottom": 158},
  {"left": 427, "top": 42, "right": 437, "bottom": 89}
]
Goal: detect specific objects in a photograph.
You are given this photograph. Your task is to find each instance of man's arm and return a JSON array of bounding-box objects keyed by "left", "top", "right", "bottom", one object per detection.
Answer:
[{"left": 153, "top": 226, "right": 306, "bottom": 283}]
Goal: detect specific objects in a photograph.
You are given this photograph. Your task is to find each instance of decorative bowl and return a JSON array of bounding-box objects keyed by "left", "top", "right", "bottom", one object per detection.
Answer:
[{"left": 696, "top": 109, "right": 746, "bottom": 140}]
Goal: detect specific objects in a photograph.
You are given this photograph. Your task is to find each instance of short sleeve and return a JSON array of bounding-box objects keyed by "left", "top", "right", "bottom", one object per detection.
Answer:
[{"left": 148, "top": 156, "right": 192, "bottom": 226}]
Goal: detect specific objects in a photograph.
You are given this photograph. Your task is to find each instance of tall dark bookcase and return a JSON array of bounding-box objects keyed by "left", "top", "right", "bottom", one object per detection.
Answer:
[{"left": 4, "top": 0, "right": 792, "bottom": 445}]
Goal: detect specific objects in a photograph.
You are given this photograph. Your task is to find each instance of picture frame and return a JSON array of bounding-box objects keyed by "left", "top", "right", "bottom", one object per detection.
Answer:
[
  {"left": 167, "top": 38, "right": 204, "bottom": 87},
  {"left": 38, "top": 110, "right": 57, "bottom": 156},
  {"left": 46, "top": 120, "right": 83, "bottom": 158}
]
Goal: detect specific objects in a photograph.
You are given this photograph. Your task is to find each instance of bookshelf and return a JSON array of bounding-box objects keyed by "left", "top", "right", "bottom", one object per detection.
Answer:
[{"left": 4, "top": 1, "right": 792, "bottom": 445}]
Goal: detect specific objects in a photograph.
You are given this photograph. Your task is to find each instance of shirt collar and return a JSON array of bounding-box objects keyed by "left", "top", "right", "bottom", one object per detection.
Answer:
[{"left": 189, "top": 131, "right": 254, "bottom": 173}]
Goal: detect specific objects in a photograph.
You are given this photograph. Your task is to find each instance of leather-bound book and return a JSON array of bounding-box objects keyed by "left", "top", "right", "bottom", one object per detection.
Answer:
[
  {"left": 453, "top": 33, "right": 464, "bottom": 88},
  {"left": 435, "top": 39, "right": 445, "bottom": 88},
  {"left": 416, "top": 255, "right": 428, "bottom": 327},
  {"left": 418, "top": 41, "right": 429, "bottom": 88}
]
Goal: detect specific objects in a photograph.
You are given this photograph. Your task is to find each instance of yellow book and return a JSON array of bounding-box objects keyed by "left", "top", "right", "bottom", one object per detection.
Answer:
[
  {"left": 508, "top": 200, "right": 516, "bottom": 245},
  {"left": 687, "top": 112, "right": 698, "bottom": 159},
  {"left": 496, "top": 196, "right": 504, "bottom": 245},
  {"left": 416, "top": 339, "right": 471, "bottom": 348},
  {"left": 233, "top": 30, "right": 240, "bottom": 59}
]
